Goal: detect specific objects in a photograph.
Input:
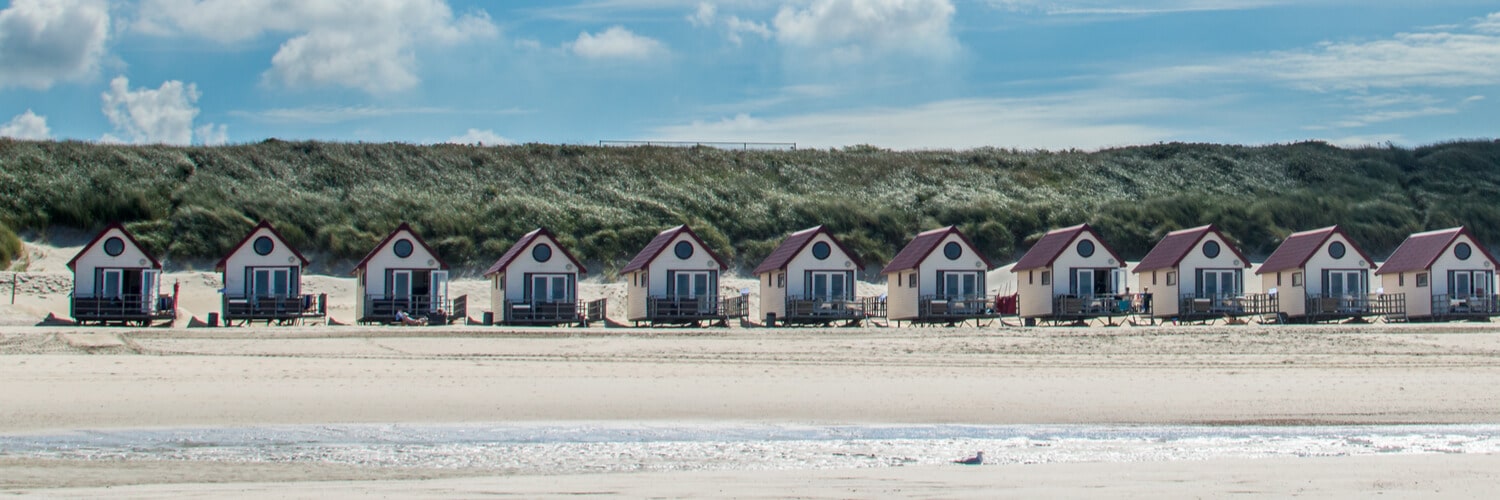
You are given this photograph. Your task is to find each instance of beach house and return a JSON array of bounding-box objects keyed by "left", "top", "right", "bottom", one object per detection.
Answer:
[
  {"left": 484, "top": 227, "right": 604, "bottom": 326},
  {"left": 1255, "top": 225, "right": 1396, "bottom": 322},
  {"left": 214, "top": 221, "right": 325, "bottom": 325},
  {"left": 1376, "top": 227, "right": 1497, "bottom": 321},
  {"left": 67, "top": 223, "right": 176, "bottom": 326},
  {"left": 753, "top": 226, "right": 869, "bottom": 326},
  {"left": 1012, "top": 224, "right": 1128, "bottom": 324},
  {"left": 353, "top": 223, "right": 455, "bottom": 324},
  {"left": 1133, "top": 225, "right": 1270, "bottom": 322},
  {"left": 622, "top": 225, "right": 741, "bottom": 326},
  {"left": 880, "top": 226, "right": 997, "bottom": 326}
]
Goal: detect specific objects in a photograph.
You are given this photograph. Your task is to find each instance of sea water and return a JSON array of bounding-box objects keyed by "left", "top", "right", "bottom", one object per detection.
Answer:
[{"left": 1, "top": 423, "right": 1496, "bottom": 474}]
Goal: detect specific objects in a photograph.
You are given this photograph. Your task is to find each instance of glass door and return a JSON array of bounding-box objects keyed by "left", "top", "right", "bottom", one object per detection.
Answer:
[
  {"left": 672, "top": 271, "right": 716, "bottom": 313},
  {"left": 391, "top": 270, "right": 412, "bottom": 311},
  {"left": 430, "top": 270, "right": 449, "bottom": 313},
  {"left": 101, "top": 269, "right": 123, "bottom": 299},
  {"left": 808, "top": 271, "right": 848, "bottom": 301},
  {"left": 141, "top": 269, "right": 159, "bottom": 312},
  {"left": 942, "top": 272, "right": 980, "bottom": 299},
  {"left": 1073, "top": 269, "right": 1094, "bottom": 297},
  {"left": 530, "top": 274, "right": 571, "bottom": 303}
]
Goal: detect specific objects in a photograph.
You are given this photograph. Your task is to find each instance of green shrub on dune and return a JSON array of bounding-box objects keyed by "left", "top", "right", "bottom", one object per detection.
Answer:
[
  {"left": 0, "top": 222, "right": 20, "bottom": 270},
  {"left": 0, "top": 138, "right": 1497, "bottom": 273}
]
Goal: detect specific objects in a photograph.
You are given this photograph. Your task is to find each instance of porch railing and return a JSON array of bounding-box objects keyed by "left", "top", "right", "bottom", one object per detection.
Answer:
[
  {"left": 918, "top": 295, "right": 996, "bottom": 319},
  {"left": 1179, "top": 293, "right": 1280, "bottom": 317},
  {"left": 785, "top": 295, "right": 865, "bottom": 320},
  {"left": 1304, "top": 293, "right": 1407, "bottom": 318},
  {"left": 1051, "top": 294, "right": 1135, "bottom": 318},
  {"left": 505, "top": 299, "right": 581, "bottom": 323},
  {"left": 1431, "top": 293, "right": 1500, "bottom": 317},
  {"left": 223, "top": 294, "right": 326, "bottom": 319},
  {"left": 862, "top": 296, "right": 888, "bottom": 319},
  {"left": 364, "top": 294, "right": 452, "bottom": 322},
  {"left": 71, "top": 293, "right": 176, "bottom": 321}
]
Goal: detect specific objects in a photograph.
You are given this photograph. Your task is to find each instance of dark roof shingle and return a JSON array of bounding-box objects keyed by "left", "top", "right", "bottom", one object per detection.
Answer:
[
  {"left": 1256, "top": 226, "right": 1375, "bottom": 274},
  {"left": 752, "top": 226, "right": 865, "bottom": 275},
  {"left": 879, "top": 226, "right": 993, "bottom": 275},
  {"left": 620, "top": 225, "right": 728, "bottom": 274},
  {"left": 1012, "top": 224, "right": 1122, "bottom": 271},
  {"left": 1133, "top": 225, "right": 1249, "bottom": 273},
  {"left": 483, "top": 227, "right": 587, "bottom": 277},
  {"left": 351, "top": 223, "right": 450, "bottom": 275},
  {"left": 67, "top": 222, "right": 161, "bottom": 271},
  {"left": 1375, "top": 226, "right": 1496, "bottom": 275},
  {"left": 214, "top": 220, "right": 311, "bottom": 272}
]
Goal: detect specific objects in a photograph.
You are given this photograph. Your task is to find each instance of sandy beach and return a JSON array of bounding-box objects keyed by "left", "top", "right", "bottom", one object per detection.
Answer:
[
  {"left": 3, "top": 323, "right": 1500, "bottom": 497},
  {"left": 5, "top": 238, "right": 1500, "bottom": 497}
]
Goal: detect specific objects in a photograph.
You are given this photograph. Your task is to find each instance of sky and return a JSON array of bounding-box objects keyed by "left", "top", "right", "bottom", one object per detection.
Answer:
[{"left": 0, "top": 0, "right": 1497, "bottom": 150}]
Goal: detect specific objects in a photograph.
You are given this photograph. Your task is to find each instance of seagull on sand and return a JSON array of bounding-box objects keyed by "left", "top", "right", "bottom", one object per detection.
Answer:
[{"left": 953, "top": 451, "right": 983, "bottom": 465}]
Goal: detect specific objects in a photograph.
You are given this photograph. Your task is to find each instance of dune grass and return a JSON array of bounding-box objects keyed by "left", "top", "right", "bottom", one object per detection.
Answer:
[{"left": 1, "top": 137, "right": 1496, "bottom": 276}]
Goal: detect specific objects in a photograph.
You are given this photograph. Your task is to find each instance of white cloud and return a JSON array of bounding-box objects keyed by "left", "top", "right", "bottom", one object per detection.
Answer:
[
  {"left": 772, "top": 0, "right": 957, "bottom": 62},
  {"left": 134, "top": 0, "right": 497, "bottom": 93},
  {"left": 988, "top": 0, "right": 1283, "bottom": 15},
  {"left": 650, "top": 93, "right": 1187, "bottom": 150},
  {"left": 1132, "top": 15, "right": 1500, "bottom": 91},
  {"left": 688, "top": 2, "right": 716, "bottom": 27},
  {"left": 195, "top": 123, "right": 229, "bottom": 146},
  {"left": 446, "top": 128, "right": 511, "bottom": 145},
  {"left": 571, "top": 26, "right": 668, "bottom": 60},
  {"left": 1476, "top": 12, "right": 1500, "bottom": 33},
  {"left": 0, "top": 109, "right": 51, "bottom": 140},
  {"left": 0, "top": 0, "right": 110, "bottom": 89},
  {"left": 100, "top": 76, "right": 226, "bottom": 146}
]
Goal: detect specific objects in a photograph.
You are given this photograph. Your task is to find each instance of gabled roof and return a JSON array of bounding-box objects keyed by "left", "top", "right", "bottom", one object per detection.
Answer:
[
  {"left": 1375, "top": 226, "right": 1498, "bottom": 275},
  {"left": 752, "top": 225, "right": 866, "bottom": 275},
  {"left": 214, "top": 220, "right": 311, "bottom": 272},
  {"left": 483, "top": 227, "right": 587, "bottom": 277},
  {"left": 879, "top": 226, "right": 994, "bottom": 275},
  {"left": 620, "top": 225, "right": 728, "bottom": 274},
  {"left": 1133, "top": 224, "right": 1250, "bottom": 273},
  {"left": 1012, "top": 223, "right": 1124, "bottom": 272},
  {"left": 350, "top": 222, "right": 450, "bottom": 275},
  {"left": 1256, "top": 225, "right": 1375, "bottom": 274},
  {"left": 67, "top": 222, "right": 161, "bottom": 271}
]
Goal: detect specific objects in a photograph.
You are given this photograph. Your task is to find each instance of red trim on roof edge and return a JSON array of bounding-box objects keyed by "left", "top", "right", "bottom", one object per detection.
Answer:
[{"left": 67, "top": 222, "right": 162, "bottom": 271}]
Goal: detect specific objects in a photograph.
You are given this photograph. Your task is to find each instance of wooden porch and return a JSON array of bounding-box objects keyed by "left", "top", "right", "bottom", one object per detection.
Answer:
[
  {"left": 1299, "top": 293, "right": 1408, "bottom": 323},
  {"left": 1175, "top": 293, "right": 1280, "bottom": 324},
  {"left": 637, "top": 294, "right": 749, "bottom": 327},
  {"left": 1425, "top": 293, "right": 1498, "bottom": 321},
  {"left": 360, "top": 294, "right": 467, "bottom": 325},
  {"left": 898, "top": 295, "right": 998, "bottom": 327},
  {"left": 776, "top": 295, "right": 868, "bottom": 327},
  {"left": 502, "top": 298, "right": 608, "bottom": 327},
  {"left": 70, "top": 294, "right": 176, "bottom": 327},
  {"left": 221, "top": 294, "right": 328, "bottom": 326}
]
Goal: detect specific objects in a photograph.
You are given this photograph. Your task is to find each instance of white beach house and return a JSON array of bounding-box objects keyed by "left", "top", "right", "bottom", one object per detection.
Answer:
[{"left": 67, "top": 223, "right": 175, "bottom": 326}]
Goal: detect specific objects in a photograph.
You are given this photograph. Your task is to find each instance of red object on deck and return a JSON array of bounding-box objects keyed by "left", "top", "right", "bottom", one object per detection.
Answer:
[{"left": 995, "top": 294, "right": 1018, "bottom": 315}]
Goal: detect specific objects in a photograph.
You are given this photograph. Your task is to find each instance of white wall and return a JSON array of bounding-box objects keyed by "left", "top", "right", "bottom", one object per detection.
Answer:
[
  {"left": 1172, "top": 232, "right": 1248, "bottom": 296},
  {"left": 1302, "top": 232, "right": 1372, "bottom": 296},
  {"left": 1428, "top": 233, "right": 1497, "bottom": 295},
  {"left": 73, "top": 228, "right": 155, "bottom": 296},
  {"left": 784, "top": 233, "right": 859, "bottom": 297},
  {"left": 1048, "top": 232, "right": 1123, "bottom": 296},
  {"left": 915, "top": 233, "right": 989, "bottom": 298},
  {"left": 501, "top": 234, "right": 581, "bottom": 302},
  {"left": 646, "top": 233, "right": 720, "bottom": 297},
  {"left": 361, "top": 229, "right": 441, "bottom": 296},
  {"left": 222, "top": 227, "right": 303, "bottom": 296}
]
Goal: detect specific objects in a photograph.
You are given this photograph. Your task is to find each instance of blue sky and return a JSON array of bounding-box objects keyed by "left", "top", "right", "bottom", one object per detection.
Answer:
[{"left": 1, "top": 0, "right": 1497, "bottom": 150}]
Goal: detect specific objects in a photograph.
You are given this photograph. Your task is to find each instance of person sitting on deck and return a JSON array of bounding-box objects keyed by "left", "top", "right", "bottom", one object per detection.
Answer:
[{"left": 395, "top": 310, "right": 427, "bottom": 326}]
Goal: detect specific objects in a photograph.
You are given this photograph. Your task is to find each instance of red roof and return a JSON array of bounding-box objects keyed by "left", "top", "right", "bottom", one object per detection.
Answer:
[
  {"left": 214, "top": 220, "right": 311, "bottom": 272},
  {"left": 879, "top": 226, "right": 994, "bottom": 275},
  {"left": 752, "top": 226, "right": 865, "bottom": 275},
  {"left": 350, "top": 222, "right": 450, "bottom": 275},
  {"left": 66, "top": 222, "right": 162, "bottom": 271},
  {"left": 483, "top": 227, "right": 587, "bottom": 277},
  {"left": 1256, "top": 225, "right": 1374, "bottom": 274},
  {"left": 1012, "top": 224, "right": 1123, "bottom": 272},
  {"left": 1375, "top": 226, "right": 1498, "bottom": 275},
  {"left": 620, "top": 225, "right": 729, "bottom": 274},
  {"left": 1133, "top": 225, "right": 1250, "bottom": 273}
]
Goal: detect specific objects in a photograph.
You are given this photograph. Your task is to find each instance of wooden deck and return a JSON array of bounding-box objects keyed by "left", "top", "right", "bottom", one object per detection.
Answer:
[
  {"left": 636, "top": 295, "right": 749, "bottom": 327},
  {"left": 70, "top": 294, "right": 176, "bottom": 327},
  {"left": 1424, "top": 293, "right": 1497, "bottom": 321},
  {"left": 221, "top": 294, "right": 328, "bottom": 326},
  {"left": 360, "top": 294, "right": 466, "bottom": 325},
  {"left": 1173, "top": 293, "right": 1281, "bottom": 324},
  {"left": 896, "top": 296, "right": 999, "bottom": 327},
  {"left": 776, "top": 296, "right": 869, "bottom": 327},
  {"left": 502, "top": 298, "right": 608, "bottom": 327}
]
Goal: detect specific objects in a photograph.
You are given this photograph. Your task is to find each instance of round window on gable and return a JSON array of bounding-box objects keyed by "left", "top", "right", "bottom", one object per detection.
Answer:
[
  {"left": 1203, "top": 240, "right": 1221, "bottom": 259},
  {"left": 533, "top": 243, "right": 553, "bottom": 263},
  {"left": 1328, "top": 241, "right": 1346, "bottom": 260},
  {"left": 253, "top": 236, "right": 274, "bottom": 256},
  {"left": 393, "top": 239, "right": 414, "bottom": 258},
  {"left": 674, "top": 241, "right": 694, "bottom": 260},
  {"left": 103, "top": 237, "right": 125, "bottom": 257},
  {"left": 1456, "top": 242, "right": 1473, "bottom": 261},
  {"left": 1077, "top": 239, "right": 1096, "bottom": 258},
  {"left": 943, "top": 241, "right": 962, "bottom": 260},
  {"left": 811, "top": 241, "right": 831, "bottom": 260}
]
